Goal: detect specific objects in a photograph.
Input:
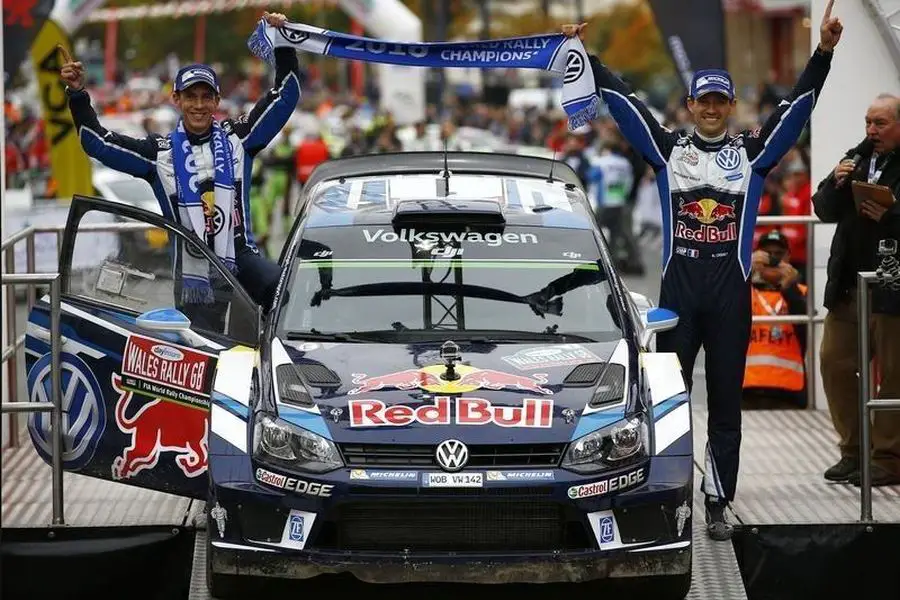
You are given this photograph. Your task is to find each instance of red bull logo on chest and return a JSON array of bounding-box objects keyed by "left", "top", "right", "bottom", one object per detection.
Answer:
[{"left": 676, "top": 198, "right": 738, "bottom": 243}]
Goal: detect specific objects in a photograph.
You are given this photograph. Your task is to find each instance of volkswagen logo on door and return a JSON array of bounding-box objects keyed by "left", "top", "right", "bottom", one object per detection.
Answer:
[
  {"left": 27, "top": 352, "right": 107, "bottom": 471},
  {"left": 435, "top": 439, "right": 469, "bottom": 472}
]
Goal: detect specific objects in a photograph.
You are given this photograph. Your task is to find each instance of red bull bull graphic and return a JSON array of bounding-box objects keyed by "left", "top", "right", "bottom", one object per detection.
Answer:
[
  {"left": 110, "top": 374, "right": 209, "bottom": 480},
  {"left": 677, "top": 198, "right": 736, "bottom": 225},
  {"left": 348, "top": 397, "right": 553, "bottom": 428},
  {"left": 349, "top": 364, "right": 552, "bottom": 396},
  {"left": 120, "top": 335, "right": 216, "bottom": 409}
]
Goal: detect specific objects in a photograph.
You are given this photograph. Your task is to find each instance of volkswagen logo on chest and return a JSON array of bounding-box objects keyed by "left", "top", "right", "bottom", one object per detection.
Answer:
[
  {"left": 715, "top": 147, "right": 742, "bottom": 171},
  {"left": 435, "top": 439, "right": 469, "bottom": 472}
]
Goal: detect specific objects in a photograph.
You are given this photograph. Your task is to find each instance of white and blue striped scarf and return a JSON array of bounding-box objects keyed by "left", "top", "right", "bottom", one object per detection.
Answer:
[
  {"left": 247, "top": 19, "right": 599, "bottom": 130},
  {"left": 171, "top": 120, "right": 237, "bottom": 304}
]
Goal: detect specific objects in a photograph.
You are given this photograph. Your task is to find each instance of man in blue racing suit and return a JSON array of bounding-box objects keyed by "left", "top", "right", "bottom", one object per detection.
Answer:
[
  {"left": 59, "top": 11, "right": 301, "bottom": 314},
  {"left": 563, "top": 0, "right": 843, "bottom": 540}
]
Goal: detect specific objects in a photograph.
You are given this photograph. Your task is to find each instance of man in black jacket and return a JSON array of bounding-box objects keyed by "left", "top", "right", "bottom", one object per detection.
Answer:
[{"left": 813, "top": 93, "right": 900, "bottom": 487}]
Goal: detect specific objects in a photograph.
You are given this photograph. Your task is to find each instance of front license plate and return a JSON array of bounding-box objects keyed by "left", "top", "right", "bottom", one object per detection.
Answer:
[{"left": 422, "top": 472, "right": 483, "bottom": 488}]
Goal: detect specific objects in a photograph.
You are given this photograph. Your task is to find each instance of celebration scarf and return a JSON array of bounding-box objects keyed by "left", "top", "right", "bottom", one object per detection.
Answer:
[
  {"left": 170, "top": 120, "right": 237, "bottom": 304},
  {"left": 247, "top": 20, "right": 600, "bottom": 130}
]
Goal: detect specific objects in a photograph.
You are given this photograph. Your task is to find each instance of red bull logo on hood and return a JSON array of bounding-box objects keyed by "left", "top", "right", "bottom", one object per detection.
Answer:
[
  {"left": 349, "top": 397, "right": 553, "bottom": 428},
  {"left": 348, "top": 364, "right": 552, "bottom": 396},
  {"left": 677, "top": 198, "right": 736, "bottom": 225}
]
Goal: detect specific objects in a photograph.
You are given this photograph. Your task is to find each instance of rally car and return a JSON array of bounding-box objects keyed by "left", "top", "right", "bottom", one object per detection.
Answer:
[{"left": 24, "top": 152, "right": 693, "bottom": 598}]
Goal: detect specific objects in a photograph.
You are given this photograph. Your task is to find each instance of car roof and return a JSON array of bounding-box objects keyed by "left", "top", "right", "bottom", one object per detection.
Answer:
[{"left": 299, "top": 151, "right": 596, "bottom": 231}]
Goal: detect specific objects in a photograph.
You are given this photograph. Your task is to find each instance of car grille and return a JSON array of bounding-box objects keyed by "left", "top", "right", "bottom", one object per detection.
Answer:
[
  {"left": 311, "top": 500, "right": 593, "bottom": 552},
  {"left": 339, "top": 443, "right": 565, "bottom": 468}
]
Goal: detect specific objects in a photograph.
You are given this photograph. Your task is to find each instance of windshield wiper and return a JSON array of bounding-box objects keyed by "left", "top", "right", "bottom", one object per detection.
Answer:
[
  {"left": 457, "top": 329, "right": 597, "bottom": 343},
  {"left": 284, "top": 330, "right": 362, "bottom": 343}
]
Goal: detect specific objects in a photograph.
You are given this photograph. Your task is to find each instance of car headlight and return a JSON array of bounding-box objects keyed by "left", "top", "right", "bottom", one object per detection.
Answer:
[
  {"left": 253, "top": 413, "right": 343, "bottom": 473},
  {"left": 561, "top": 416, "right": 648, "bottom": 474}
]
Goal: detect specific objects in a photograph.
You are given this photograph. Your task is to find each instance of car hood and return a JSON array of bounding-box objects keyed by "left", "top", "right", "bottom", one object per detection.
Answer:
[{"left": 271, "top": 337, "right": 628, "bottom": 445}]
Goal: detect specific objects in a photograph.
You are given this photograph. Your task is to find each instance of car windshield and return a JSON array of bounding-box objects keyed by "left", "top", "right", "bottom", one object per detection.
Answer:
[{"left": 276, "top": 225, "right": 624, "bottom": 343}]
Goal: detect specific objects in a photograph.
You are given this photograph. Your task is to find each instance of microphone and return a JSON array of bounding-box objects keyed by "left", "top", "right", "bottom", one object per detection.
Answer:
[{"left": 840, "top": 138, "right": 875, "bottom": 186}]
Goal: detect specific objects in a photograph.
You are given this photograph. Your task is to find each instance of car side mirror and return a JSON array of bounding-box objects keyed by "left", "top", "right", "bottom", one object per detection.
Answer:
[
  {"left": 136, "top": 308, "right": 208, "bottom": 348},
  {"left": 641, "top": 307, "right": 679, "bottom": 348}
]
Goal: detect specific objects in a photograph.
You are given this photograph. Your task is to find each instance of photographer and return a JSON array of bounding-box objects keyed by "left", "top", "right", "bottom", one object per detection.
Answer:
[
  {"left": 813, "top": 93, "right": 900, "bottom": 487},
  {"left": 743, "top": 231, "right": 808, "bottom": 410}
]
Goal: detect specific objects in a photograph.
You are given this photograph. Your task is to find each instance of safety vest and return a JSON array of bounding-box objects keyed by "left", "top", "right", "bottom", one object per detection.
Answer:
[{"left": 743, "top": 285, "right": 807, "bottom": 392}]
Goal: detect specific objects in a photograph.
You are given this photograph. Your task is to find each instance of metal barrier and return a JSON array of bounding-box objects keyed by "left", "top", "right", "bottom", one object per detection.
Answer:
[
  {"left": 2, "top": 221, "right": 156, "bottom": 447},
  {"left": 1, "top": 273, "right": 64, "bottom": 525},
  {"left": 857, "top": 271, "right": 900, "bottom": 522},
  {"left": 753, "top": 214, "right": 822, "bottom": 409}
]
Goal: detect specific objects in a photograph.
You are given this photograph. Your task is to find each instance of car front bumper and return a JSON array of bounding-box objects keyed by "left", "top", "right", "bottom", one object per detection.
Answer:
[{"left": 206, "top": 455, "right": 693, "bottom": 584}]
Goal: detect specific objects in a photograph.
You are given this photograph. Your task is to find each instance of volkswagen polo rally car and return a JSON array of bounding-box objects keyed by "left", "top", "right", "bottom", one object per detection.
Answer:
[{"left": 23, "top": 152, "right": 693, "bottom": 598}]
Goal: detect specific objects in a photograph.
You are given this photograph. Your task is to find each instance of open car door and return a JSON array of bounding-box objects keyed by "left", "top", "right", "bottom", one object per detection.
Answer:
[{"left": 24, "top": 195, "right": 261, "bottom": 499}]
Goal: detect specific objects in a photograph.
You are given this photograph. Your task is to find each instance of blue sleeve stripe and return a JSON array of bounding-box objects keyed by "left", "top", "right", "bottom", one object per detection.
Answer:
[
  {"left": 750, "top": 90, "right": 815, "bottom": 170},
  {"left": 657, "top": 174, "right": 674, "bottom": 275},
  {"left": 738, "top": 172, "right": 765, "bottom": 279},
  {"left": 599, "top": 88, "right": 666, "bottom": 168},
  {"left": 241, "top": 72, "right": 301, "bottom": 151},
  {"left": 149, "top": 179, "right": 174, "bottom": 220},
  {"left": 241, "top": 158, "right": 257, "bottom": 249},
  {"left": 79, "top": 127, "right": 155, "bottom": 177}
]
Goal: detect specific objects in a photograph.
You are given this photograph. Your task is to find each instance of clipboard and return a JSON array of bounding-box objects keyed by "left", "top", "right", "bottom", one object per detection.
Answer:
[{"left": 852, "top": 181, "right": 896, "bottom": 213}]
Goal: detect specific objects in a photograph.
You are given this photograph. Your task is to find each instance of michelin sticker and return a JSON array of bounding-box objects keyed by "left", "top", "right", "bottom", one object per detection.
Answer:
[
  {"left": 349, "top": 469, "right": 418, "bottom": 481},
  {"left": 27, "top": 352, "right": 107, "bottom": 471},
  {"left": 486, "top": 470, "right": 554, "bottom": 482}
]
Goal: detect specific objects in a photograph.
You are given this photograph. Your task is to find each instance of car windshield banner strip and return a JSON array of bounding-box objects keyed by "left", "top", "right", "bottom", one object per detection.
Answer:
[
  {"left": 294, "top": 260, "right": 601, "bottom": 270},
  {"left": 247, "top": 18, "right": 600, "bottom": 130}
]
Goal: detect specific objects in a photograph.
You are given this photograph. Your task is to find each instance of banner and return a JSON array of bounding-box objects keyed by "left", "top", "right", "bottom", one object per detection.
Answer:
[
  {"left": 3, "top": 0, "right": 55, "bottom": 83},
  {"left": 52, "top": 0, "right": 109, "bottom": 33},
  {"left": 29, "top": 19, "right": 94, "bottom": 199},
  {"left": 647, "top": 0, "right": 727, "bottom": 93}
]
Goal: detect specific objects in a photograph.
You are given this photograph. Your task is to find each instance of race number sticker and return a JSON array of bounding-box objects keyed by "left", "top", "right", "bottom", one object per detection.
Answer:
[
  {"left": 120, "top": 335, "right": 217, "bottom": 408},
  {"left": 422, "top": 472, "right": 484, "bottom": 488}
]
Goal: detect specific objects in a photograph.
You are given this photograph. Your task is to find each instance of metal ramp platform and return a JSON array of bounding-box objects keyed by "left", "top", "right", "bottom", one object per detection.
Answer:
[
  {"left": 0, "top": 439, "right": 200, "bottom": 528},
  {"left": 5, "top": 406, "right": 899, "bottom": 599}
]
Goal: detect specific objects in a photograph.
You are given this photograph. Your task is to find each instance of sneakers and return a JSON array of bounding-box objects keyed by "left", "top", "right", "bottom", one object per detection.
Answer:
[
  {"left": 823, "top": 456, "right": 858, "bottom": 482},
  {"left": 705, "top": 499, "right": 734, "bottom": 541}
]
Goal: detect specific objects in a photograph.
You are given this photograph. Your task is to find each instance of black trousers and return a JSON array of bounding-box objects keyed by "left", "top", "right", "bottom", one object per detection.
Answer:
[
  {"left": 657, "top": 255, "right": 751, "bottom": 504},
  {"left": 179, "top": 248, "right": 282, "bottom": 336}
]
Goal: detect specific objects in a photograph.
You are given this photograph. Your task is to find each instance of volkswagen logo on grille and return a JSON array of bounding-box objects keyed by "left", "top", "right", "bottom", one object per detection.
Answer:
[{"left": 435, "top": 439, "right": 469, "bottom": 472}]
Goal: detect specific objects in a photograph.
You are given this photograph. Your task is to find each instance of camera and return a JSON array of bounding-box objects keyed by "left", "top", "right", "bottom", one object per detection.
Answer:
[
  {"left": 767, "top": 254, "right": 780, "bottom": 267},
  {"left": 877, "top": 239, "right": 898, "bottom": 257}
]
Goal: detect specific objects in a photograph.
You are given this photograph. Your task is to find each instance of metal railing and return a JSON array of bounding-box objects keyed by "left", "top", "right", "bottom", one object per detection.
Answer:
[
  {"left": 857, "top": 271, "right": 900, "bottom": 523},
  {"left": 753, "top": 214, "right": 822, "bottom": 409},
  {"left": 1, "top": 273, "right": 64, "bottom": 525},
  {"left": 2, "top": 221, "right": 156, "bottom": 446}
]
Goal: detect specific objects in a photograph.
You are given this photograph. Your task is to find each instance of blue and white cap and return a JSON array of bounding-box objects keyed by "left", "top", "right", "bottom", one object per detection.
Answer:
[
  {"left": 690, "top": 69, "right": 735, "bottom": 100},
  {"left": 174, "top": 64, "right": 220, "bottom": 93}
]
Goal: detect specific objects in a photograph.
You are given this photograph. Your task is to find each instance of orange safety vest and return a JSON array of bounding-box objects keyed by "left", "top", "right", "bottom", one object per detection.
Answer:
[{"left": 743, "top": 285, "right": 807, "bottom": 392}]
